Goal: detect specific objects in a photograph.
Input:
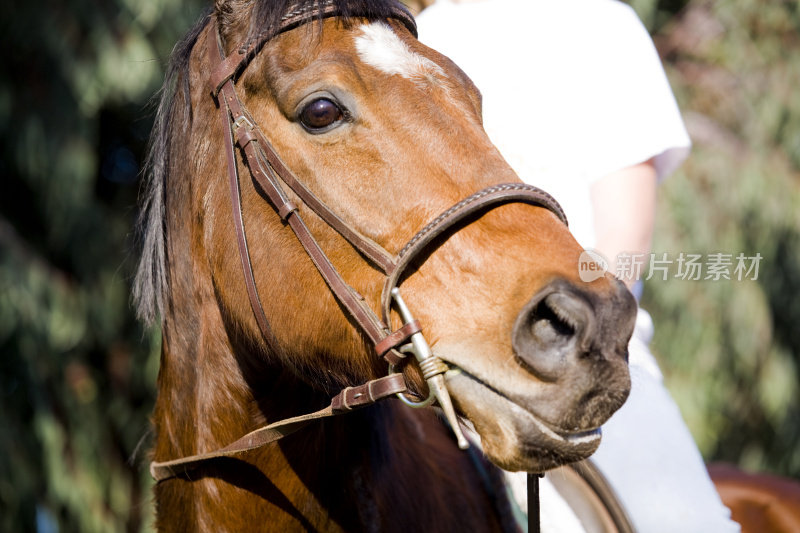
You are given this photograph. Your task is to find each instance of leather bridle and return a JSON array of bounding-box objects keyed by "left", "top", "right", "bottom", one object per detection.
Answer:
[{"left": 149, "top": 5, "right": 568, "bottom": 514}]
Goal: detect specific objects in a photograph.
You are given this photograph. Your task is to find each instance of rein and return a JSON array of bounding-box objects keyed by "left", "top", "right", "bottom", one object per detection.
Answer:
[{"left": 150, "top": 2, "right": 567, "bottom": 530}]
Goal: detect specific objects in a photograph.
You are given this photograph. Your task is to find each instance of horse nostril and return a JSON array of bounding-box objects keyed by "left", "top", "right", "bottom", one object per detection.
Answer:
[
  {"left": 533, "top": 295, "right": 576, "bottom": 342},
  {"left": 512, "top": 290, "right": 594, "bottom": 382}
]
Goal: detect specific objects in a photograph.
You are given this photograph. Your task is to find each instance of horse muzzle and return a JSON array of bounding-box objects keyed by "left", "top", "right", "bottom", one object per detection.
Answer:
[{"left": 437, "top": 276, "right": 636, "bottom": 472}]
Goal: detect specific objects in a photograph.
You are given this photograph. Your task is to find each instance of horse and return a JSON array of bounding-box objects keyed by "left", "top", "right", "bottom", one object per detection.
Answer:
[
  {"left": 709, "top": 464, "right": 800, "bottom": 533},
  {"left": 133, "top": 0, "right": 637, "bottom": 530}
]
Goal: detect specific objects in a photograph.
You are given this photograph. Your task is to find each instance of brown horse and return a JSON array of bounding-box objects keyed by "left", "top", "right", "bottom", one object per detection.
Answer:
[
  {"left": 134, "top": 1, "right": 636, "bottom": 530},
  {"left": 709, "top": 464, "right": 800, "bottom": 533}
]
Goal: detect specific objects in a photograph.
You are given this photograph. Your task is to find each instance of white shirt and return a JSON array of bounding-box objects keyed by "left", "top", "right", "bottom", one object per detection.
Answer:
[
  {"left": 416, "top": 0, "right": 691, "bottom": 248},
  {"left": 415, "top": 7, "right": 744, "bottom": 533}
]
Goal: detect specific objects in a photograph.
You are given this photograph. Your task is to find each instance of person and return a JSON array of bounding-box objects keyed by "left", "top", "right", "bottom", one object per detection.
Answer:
[{"left": 416, "top": 0, "right": 741, "bottom": 531}]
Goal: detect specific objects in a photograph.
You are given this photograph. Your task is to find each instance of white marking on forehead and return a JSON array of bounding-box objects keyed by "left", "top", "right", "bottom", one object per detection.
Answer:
[{"left": 354, "top": 22, "right": 447, "bottom": 85}]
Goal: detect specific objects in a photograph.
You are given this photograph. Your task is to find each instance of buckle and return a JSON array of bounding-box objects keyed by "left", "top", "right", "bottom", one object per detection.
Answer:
[{"left": 233, "top": 114, "right": 254, "bottom": 131}]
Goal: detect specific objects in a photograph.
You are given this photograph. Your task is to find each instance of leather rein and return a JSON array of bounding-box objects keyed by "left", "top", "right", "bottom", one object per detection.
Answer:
[{"left": 149, "top": 4, "right": 568, "bottom": 511}]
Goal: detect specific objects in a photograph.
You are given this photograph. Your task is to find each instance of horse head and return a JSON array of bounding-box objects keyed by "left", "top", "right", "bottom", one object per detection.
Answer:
[{"left": 136, "top": 1, "right": 637, "bottom": 524}]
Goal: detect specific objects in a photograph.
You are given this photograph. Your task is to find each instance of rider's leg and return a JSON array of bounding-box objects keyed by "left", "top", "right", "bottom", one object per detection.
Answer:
[{"left": 590, "top": 308, "right": 740, "bottom": 533}]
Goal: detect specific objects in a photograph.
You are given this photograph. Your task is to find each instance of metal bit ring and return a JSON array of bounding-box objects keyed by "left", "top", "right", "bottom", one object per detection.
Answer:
[{"left": 388, "top": 360, "right": 435, "bottom": 408}]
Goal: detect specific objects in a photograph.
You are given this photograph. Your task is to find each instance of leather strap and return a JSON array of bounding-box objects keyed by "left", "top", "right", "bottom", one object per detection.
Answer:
[
  {"left": 210, "top": 24, "right": 391, "bottom": 352},
  {"left": 330, "top": 373, "right": 408, "bottom": 411},
  {"left": 380, "top": 183, "right": 568, "bottom": 324},
  {"left": 375, "top": 319, "right": 420, "bottom": 362},
  {"left": 150, "top": 373, "right": 407, "bottom": 482},
  {"left": 210, "top": 35, "right": 286, "bottom": 359},
  {"left": 245, "top": 125, "right": 397, "bottom": 273},
  {"left": 528, "top": 473, "right": 542, "bottom": 533}
]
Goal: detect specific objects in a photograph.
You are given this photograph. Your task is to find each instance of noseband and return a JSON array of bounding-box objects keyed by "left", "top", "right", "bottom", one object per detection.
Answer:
[{"left": 150, "top": 0, "right": 567, "bottom": 489}]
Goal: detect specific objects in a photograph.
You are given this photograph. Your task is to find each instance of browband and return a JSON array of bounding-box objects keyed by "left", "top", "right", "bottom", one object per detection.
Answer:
[{"left": 210, "top": 0, "right": 417, "bottom": 98}]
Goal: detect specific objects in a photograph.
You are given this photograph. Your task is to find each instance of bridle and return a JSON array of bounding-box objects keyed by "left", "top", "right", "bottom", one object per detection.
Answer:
[{"left": 150, "top": 4, "right": 567, "bottom": 529}]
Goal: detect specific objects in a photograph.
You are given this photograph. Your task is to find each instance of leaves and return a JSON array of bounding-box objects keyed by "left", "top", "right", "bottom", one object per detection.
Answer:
[
  {"left": 1, "top": 1, "right": 799, "bottom": 531},
  {"left": 641, "top": 0, "right": 800, "bottom": 477},
  {"left": 1, "top": 0, "right": 203, "bottom": 531}
]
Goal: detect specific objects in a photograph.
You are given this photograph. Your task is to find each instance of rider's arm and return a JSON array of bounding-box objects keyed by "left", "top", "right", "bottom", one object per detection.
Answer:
[{"left": 590, "top": 158, "right": 657, "bottom": 290}]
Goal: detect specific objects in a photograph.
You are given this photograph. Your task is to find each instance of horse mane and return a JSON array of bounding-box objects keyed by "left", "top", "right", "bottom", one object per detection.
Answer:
[
  {"left": 132, "top": 7, "right": 212, "bottom": 326},
  {"left": 133, "top": 0, "right": 412, "bottom": 325}
]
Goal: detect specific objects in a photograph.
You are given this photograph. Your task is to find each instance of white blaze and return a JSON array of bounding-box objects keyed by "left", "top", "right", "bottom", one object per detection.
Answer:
[{"left": 354, "top": 22, "right": 446, "bottom": 85}]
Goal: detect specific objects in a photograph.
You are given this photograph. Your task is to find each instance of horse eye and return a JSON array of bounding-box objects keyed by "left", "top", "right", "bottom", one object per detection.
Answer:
[{"left": 299, "top": 98, "right": 344, "bottom": 131}]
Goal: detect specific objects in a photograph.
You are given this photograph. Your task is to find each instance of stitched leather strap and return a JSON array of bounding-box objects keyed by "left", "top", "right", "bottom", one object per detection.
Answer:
[{"left": 380, "top": 183, "right": 568, "bottom": 324}]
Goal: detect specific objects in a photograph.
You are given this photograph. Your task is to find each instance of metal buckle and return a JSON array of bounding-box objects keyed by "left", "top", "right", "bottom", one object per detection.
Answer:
[
  {"left": 233, "top": 114, "right": 254, "bottom": 131},
  {"left": 388, "top": 288, "right": 469, "bottom": 449}
]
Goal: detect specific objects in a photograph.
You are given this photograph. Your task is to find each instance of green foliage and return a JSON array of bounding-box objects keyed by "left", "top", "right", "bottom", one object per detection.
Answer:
[
  {"left": 0, "top": 0, "right": 204, "bottom": 531},
  {"left": 1, "top": 0, "right": 798, "bottom": 531},
  {"left": 636, "top": 0, "right": 800, "bottom": 477}
]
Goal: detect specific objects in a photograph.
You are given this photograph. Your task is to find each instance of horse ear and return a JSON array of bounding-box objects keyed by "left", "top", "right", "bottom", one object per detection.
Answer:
[
  {"left": 215, "top": 0, "right": 251, "bottom": 19},
  {"left": 214, "top": 0, "right": 254, "bottom": 49}
]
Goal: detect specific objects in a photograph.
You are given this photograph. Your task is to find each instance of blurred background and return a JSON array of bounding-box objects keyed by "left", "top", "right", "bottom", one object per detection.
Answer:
[{"left": 1, "top": 0, "right": 798, "bottom": 531}]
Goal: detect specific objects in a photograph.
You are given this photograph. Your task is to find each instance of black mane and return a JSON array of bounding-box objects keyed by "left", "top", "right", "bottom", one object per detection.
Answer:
[{"left": 132, "top": 0, "right": 413, "bottom": 325}]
